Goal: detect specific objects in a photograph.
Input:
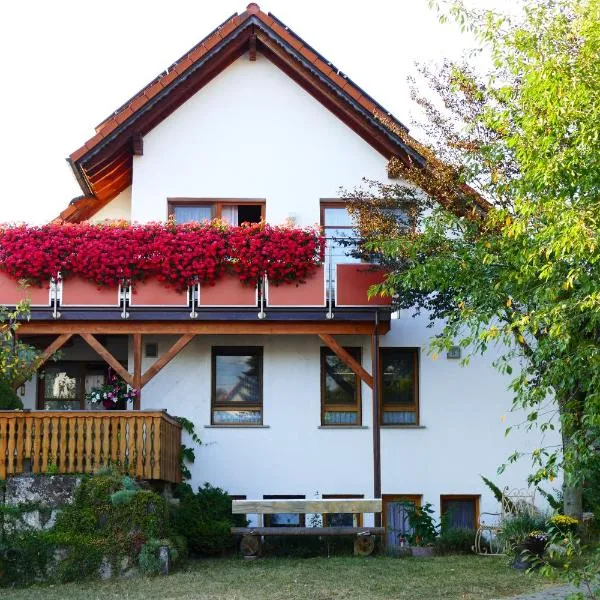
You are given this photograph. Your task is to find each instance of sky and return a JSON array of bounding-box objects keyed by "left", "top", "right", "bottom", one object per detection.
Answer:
[{"left": 0, "top": 0, "right": 501, "bottom": 224}]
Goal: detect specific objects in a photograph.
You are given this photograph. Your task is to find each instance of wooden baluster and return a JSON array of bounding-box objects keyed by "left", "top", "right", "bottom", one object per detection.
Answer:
[
  {"left": 84, "top": 416, "right": 93, "bottom": 473},
  {"left": 24, "top": 414, "right": 33, "bottom": 461},
  {"left": 102, "top": 416, "right": 110, "bottom": 469},
  {"left": 76, "top": 416, "right": 85, "bottom": 473},
  {"left": 32, "top": 417, "right": 41, "bottom": 473},
  {"left": 41, "top": 416, "right": 50, "bottom": 473},
  {"left": 68, "top": 418, "right": 76, "bottom": 473},
  {"left": 152, "top": 416, "right": 161, "bottom": 480},
  {"left": 127, "top": 417, "right": 136, "bottom": 476},
  {"left": 135, "top": 416, "right": 144, "bottom": 478},
  {"left": 119, "top": 416, "right": 128, "bottom": 472},
  {"left": 94, "top": 417, "right": 102, "bottom": 472},
  {"left": 6, "top": 417, "right": 16, "bottom": 475},
  {"left": 15, "top": 415, "right": 24, "bottom": 473},
  {"left": 59, "top": 417, "right": 68, "bottom": 472},
  {"left": 143, "top": 416, "right": 152, "bottom": 479},
  {"left": 50, "top": 417, "right": 59, "bottom": 471},
  {"left": 0, "top": 416, "right": 8, "bottom": 479}
]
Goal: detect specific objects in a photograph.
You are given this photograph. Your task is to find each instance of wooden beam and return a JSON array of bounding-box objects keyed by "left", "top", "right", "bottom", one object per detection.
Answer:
[
  {"left": 230, "top": 527, "right": 384, "bottom": 536},
  {"left": 12, "top": 333, "right": 73, "bottom": 389},
  {"left": 318, "top": 333, "right": 374, "bottom": 389},
  {"left": 372, "top": 329, "right": 382, "bottom": 524},
  {"left": 232, "top": 499, "right": 382, "bottom": 515},
  {"left": 249, "top": 32, "right": 257, "bottom": 61},
  {"left": 132, "top": 132, "right": 143, "bottom": 156},
  {"left": 80, "top": 333, "right": 133, "bottom": 386},
  {"left": 18, "top": 321, "right": 388, "bottom": 336},
  {"left": 133, "top": 334, "right": 142, "bottom": 409},
  {"left": 141, "top": 334, "right": 195, "bottom": 387}
]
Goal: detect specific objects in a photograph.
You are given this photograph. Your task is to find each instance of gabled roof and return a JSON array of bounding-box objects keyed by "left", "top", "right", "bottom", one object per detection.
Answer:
[{"left": 61, "top": 3, "right": 428, "bottom": 223}]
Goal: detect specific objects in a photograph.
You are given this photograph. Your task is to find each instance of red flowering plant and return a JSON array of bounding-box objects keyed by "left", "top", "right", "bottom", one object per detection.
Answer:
[
  {"left": 0, "top": 223, "right": 78, "bottom": 285},
  {"left": 228, "top": 223, "right": 325, "bottom": 286},
  {"left": 148, "top": 219, "right": 230, "bottom": 291},
  {"left": 0, "top": 221, "right": 324, "bottom": 291}
]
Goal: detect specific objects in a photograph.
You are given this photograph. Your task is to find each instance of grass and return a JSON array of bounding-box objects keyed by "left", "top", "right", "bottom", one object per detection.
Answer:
[{"left": 2, "top": 555, "right": 553, "bottom": 600}]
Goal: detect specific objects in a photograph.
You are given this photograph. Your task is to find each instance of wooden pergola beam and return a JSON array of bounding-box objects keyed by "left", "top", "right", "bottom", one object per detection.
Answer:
[
  {"left": 13, "top": 333, "right": 73, "bottom": 389},
  {"left": 18, "top": 321, "right": 388, "bottom": 335},
  {"left": 141, "top": 334, "right": 195, "bottom": 387},
  {"left": 80, "top": 333, "right": 134, "bottom": 387},
  {"left": 318, "top": 333, "right": 374, "bottom": 389}
]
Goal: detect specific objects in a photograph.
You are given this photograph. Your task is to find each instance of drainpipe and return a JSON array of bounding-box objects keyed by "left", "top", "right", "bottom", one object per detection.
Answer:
[{"left": 372, "top": 311, "right": 381, "bottom": 526}]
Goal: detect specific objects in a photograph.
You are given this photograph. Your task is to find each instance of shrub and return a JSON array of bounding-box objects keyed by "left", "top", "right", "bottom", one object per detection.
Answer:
[
  {"left": 172, "top": 483, "right": 245, "bottom": 556},
  {"left": 0, "top": 378, "right": 23, "bottom": 409},
  {"left": 433, "top": 528, "right": 476, "bottom": 555},
  {"left": 497, "top": 512, "right": 548, "bottom": 556}
]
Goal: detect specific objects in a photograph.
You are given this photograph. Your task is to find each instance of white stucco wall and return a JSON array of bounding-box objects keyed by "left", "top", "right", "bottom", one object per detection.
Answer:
[
  {"left": 131, "top": 53, "right": 387, "bottom": 225},
  {"left": 25, "top": 50, "right": 559, "bottom": 524},
  {"left": 116, "top": 50, "right": 561, "bottom": 520},
  {"left": 89, "top": 187, "right": 132, "bottom": 222}
]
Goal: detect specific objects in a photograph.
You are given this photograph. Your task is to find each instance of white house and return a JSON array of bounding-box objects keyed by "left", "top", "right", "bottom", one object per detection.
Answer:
[{"left": 6, "top": 4, "right": 559, "bottom": 549}]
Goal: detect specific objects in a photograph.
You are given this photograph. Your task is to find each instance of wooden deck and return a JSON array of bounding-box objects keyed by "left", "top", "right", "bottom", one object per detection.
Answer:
[{"left": 0, "top": 410, "right": 182, "bottom": 482}]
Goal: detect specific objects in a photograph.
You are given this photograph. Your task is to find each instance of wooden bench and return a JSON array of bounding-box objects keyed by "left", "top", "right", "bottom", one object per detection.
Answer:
[{"left": 231, "top": 498, "right": 383, "bottom": 557}]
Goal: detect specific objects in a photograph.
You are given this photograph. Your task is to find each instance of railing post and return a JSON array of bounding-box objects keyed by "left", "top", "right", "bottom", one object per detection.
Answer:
[{"left": 133, "top": 334, "right": 142, "bottom": 409}]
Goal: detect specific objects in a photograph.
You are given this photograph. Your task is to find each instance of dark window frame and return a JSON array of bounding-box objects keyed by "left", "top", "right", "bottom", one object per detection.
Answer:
[
  {"left": 379, "top": 348, "right": 419, "bottom": 426},
  {"left": 167, "top": 198, "right": 266, "bottom": 224},
  {"left": 36, "top": 360, "right": 112, "bottom": 410},
  {"left": 322, "top": 493, "right": 365, "bottom": 527},
  {"left": 211, "top": 346, "right": 263, "bottom": 426},
  {"left": 440, "top": 495, "right": 480, "bottom": 530},
  {"left": 263, "top": 494, "right": 306, "bottom": 527},
  {"left": 320, "top": 346, "right": 362, "bottom": 426}
]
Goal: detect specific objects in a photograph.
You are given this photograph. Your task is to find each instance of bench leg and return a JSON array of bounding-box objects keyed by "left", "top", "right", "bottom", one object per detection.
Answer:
[
  {"left": 354, "top": 534, "right": 375, "bottom": 556},
  {"left": 240, "top": 534, "right": 262, "bottom": 558}
]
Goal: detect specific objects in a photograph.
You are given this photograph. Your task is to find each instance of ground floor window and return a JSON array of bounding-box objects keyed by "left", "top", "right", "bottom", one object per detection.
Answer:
[
  {"left": 321, "top": 347, "right": 362, "bottom": 425},
  {"left": 322, "top": 494, "right": 364, "bottom": 527},
  {"left": 38, "top": 362, "right": 111, "bottom": 410},
  {"left": 440, "top": 495, "right": 480, "bottom": 530},
  {"left": 383, "top": 494, "right": 422, "bottom": 549},
  {"left": 263, "top": 495, "right": 305, "bottom": 527},
  {"left": 380, "top": 348, "right": 419, "bottom": 425},
  {"left": 211, "top": 347, "right": 263, "bottom": 425}
]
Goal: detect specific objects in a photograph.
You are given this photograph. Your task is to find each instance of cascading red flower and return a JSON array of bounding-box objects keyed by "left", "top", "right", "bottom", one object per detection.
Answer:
[{"left": 0, "top": 221, "right": 324, "bottom": 290}]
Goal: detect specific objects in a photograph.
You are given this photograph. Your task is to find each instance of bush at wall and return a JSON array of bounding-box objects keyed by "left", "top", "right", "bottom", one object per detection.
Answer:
[
  {"left": 0, "top": 469, "right": 183, "bottom": 586},
  {"left": 433, "top": 528, "right": 477, "bottom": 555},
  {"left": 0, "top": 378, "right": 23, "bottom": 409},
  {"left": 172, "top": 483, "right": 245, "bottom": 556}
]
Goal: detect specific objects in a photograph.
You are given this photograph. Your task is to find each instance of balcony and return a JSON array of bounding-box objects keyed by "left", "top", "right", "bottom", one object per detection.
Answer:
[
  {"left": 0, "top": 252, "right": 390, "bottom": 323},
  {"left": 0, "top": 410, "right": 182, "bottom": 482}
]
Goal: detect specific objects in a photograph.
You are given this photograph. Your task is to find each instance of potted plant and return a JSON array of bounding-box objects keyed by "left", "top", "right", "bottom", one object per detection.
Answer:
[
  {"left": 85, "top": 374, "right": 138, "bottom": 410},
  {"left": 404, "top": 502, "right": 439, "bottom": 557}
]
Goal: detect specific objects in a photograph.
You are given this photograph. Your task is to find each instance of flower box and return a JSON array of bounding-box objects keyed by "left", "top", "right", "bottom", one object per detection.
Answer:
[
  {"left": 61, "top": 277, "right": 121, "bottom": 307},
  {"left": 335, "top": 264, "right": 391, "bottom": 307},
  {"left": 267, "top": 265, "right": 325, "bottom": 307},
  {"left": 0, "top": 271, "right": 51, "bottom": 306},
  {"left": 129, "top": 280, "right": 189, "bottom": 307},
  {"left": 198, "top": 274, "right": 257, "bottom": 307}
]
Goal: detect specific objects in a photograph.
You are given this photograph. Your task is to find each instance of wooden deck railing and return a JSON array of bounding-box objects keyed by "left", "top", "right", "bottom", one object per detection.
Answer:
[{"left": 0, "top": 410, "right": 182, "bottom": 483}]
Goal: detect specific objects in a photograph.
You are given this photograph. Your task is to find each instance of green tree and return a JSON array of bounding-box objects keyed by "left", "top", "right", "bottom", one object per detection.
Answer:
[
  {"left": 348, "top": 0, "right": 600, "bottom": 519},
  {"left": 0, "top": 300, "right": 41, "bottom": 389}
]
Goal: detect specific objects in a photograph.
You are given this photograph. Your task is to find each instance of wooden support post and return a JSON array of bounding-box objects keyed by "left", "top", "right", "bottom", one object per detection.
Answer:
[
  {"left": 80, "top": 333, "right": 134, "bottom": 387},
  {"left": 12, "top": 333, "right": 73, "bottom": 389},
  {"left": 249, "top": 32, "right": 257, "bottom": 61},
  {"left": 318, "top": 333, "right": 374, "bottom": 388},
  {"left": 141, "top": 334, "right": 195, "bottom": 387},
  {"left": 372, "top": 326, "right": 382, "bottom": 526},
  {"left": 133, "top": 334, "right": 142, "bottom": 409}
]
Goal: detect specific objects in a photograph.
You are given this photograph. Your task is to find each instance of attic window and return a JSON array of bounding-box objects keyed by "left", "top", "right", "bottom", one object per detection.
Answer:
[{"left": 168, "top": 200, "right": 265, "bottom": 225}]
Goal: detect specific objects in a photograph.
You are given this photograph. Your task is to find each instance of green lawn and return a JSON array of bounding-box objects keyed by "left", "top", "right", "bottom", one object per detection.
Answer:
[{"left": 3, "top": 556, "right": 553, "bottom": 600}]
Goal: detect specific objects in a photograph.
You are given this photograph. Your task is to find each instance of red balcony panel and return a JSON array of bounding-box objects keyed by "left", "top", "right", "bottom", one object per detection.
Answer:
[
  {"left": 61, "top": 277, "right": 121, "bottom": 307},
  {"left": 335, "top": 264, "right": 391, "bottom": 307},
  {"left": 0, "top": 272, "right": 51, "bottom": 306},
  {"left": 199, "top": 274, "right": 257, "bottom": 307},
  {"left": 130, "top": 280, "right": 189, "bottom": 307},
  {"left": 268, "top": 265, "right": 326, "bottom": 307}
]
